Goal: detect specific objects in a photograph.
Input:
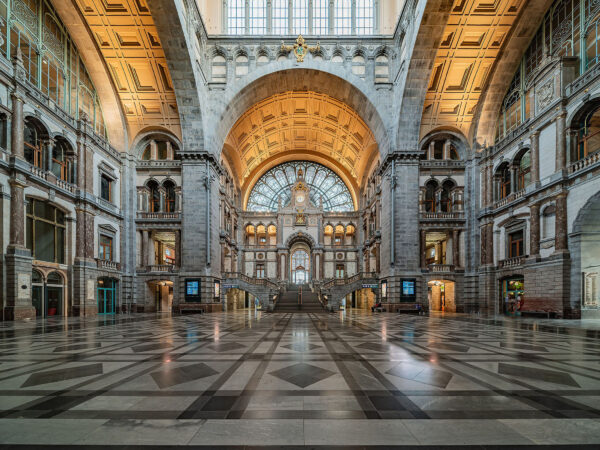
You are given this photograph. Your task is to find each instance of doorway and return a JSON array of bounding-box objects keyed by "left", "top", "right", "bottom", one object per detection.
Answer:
[
  {"left": 428, "top": 280, "right": 456, "bottom": 312},
  {"left": 291, "top": 247, "right": 310, "bottom": 284},
  {"left": 149, "top": 281, "right": 173, "bottom": 312},
  {"left": 500, "top": 276, "right": 524, "bottom": 316},
  {"left": 97, "top": 278, "right": 118, "bottom": 314}
]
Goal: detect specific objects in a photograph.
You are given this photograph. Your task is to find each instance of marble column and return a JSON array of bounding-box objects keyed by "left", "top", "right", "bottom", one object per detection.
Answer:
[
  {"left": 530, "top": 131, "right": 540, "bottom": 183},
  {"left": 443, "top": 140, "right": 451, "bottom": 160},
  {"left": 147, "top": 233, "right": 155, "bottom": 266},
  {"left": 529, "top": 203, "right": 540, "bottom": 258},
  {"left": 486, "top": 223, "right": 494, "bottom": 265},
  {"left": 452, "top": 229, "right": 460, "bottom": 268},
  {"left": 10, "top": 92, "right": 24, "bottom": 159},
  {"left": 480, "top": 225, "right": 487, "bottom": 266},
  {"left": 428, "top": 141, "right": 435, "bottom": 160},
  {"left": 554, "top": 192, "right": 569, "bottom": 253},
  {"left": 446, "top": 232, "right": 453, "bottom": 265},
  {"left": 555, "top": 112, "right": 567, "bottom": 172}
]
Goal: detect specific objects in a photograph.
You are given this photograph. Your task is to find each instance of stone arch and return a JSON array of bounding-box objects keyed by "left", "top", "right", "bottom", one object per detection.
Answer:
[
  {"left": 146, "top": 0, "right": 204, "bottom": 152},
  {"left": 49, "top": 1, "right": 127, "bottom": 150},
  {"left": 396, "top": 0, "right": 453, "bottom": 151},
  {"left": 209, "top": 65, "right": 392, "bottom": 170},
  {"left": 419, "top": 128, "right": 470, "bottom": 160},
  {"left": 132, "top": 129, "right": 182, "bottom": 160},
  {"left": 285, "top": 232, "right": 316, "bottom": 249}
]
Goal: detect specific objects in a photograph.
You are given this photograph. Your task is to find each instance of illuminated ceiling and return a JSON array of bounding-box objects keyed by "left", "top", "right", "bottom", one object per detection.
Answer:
[
  {"left": 420, "top": 0, "right": 525, "bottom": 140},
  {"left": 75, "top": 0, "right": 181, "bottom": 143},
  {"left": 225, "top": 91, "right": 378, "bottom": 188}
]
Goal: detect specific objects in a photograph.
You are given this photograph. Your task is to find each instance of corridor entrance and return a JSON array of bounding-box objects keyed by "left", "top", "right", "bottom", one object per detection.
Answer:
[{"left": 428, "top": 280, "right": 456, "bottom": 312}]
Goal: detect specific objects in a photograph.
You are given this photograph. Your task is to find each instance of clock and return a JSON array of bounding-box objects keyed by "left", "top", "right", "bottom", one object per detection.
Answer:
[{"left": 296, "top": 194, "right": 305, "bottom": 203}]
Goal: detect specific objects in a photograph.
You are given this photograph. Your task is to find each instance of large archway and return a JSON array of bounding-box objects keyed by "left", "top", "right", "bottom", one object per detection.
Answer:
[{"left": 571, "top": 189, "right": 600, "bottom": 318}]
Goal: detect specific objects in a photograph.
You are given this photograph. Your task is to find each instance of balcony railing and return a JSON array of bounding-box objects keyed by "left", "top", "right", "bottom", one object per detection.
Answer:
[
  {"left": 222, "top": 272, "right": 279, "bottom": 290},
  {"left": 137, "top": 211, "right": 181, "bottom": 220},
  {"left": 493, "top": 189, "right": 525, "bottom": 209},
  {"left": 96, "top": 259, "right": 120, "bottom": 270},
  {"left": 147, "top": 264, "right": 177, "bottom": 273},
  {"left": 420, "top": 211, "right": 464, "bottom": 220},
  {"left": 427, "top": 264, "right": 455, "bottom": 273},
  {"left": 499, "top": 256, "right": 526, "bottom": 268},
  {"left": 568, "top": 151, "right": 600, "bottom": 175}
]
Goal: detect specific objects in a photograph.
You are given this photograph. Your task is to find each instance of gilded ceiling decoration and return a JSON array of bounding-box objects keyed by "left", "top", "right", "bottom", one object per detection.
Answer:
[
  {"left": 420, "top": 0, "right": 525, "bottom": 140},
  {"left": 75, "top": 0, "right": 181, "bottom": 143},
  {"left": 225, "top": 91, "right": 378, "bottom": 186}
]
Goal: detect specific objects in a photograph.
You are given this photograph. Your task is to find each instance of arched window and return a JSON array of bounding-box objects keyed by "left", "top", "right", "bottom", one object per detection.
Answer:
[
  {"left": 24, "top": 120, "right": 45, "bottom": 168},
  {"left": 440, "top": 180, "right": 455, "bottom": 212},
  {"left": 212, "top": 54, "right": 227, "bottom": 82},
  {"left": 324, "top": 225, "right": 333, "bottom": 236},
  {"left": 334, "top": 225, "right": 344, "bottom": 245},
  {"left": 375, "top": 55, "right": 389, "bottom": 83},
  {"left": 247, "top": 161, "right": 354, "bottom": 212},
  {"left": 498, "top": 164, "right": 511, "bottom": 199},
  {"left": 52, "top": 139, "right": 71, "bottom": 182},
  {"left": 147, "top": 180, "right": 161, "bottom": 213},
  {"left": 517, "top": 149, "right": 531, "bottom": 190},
  {"left": 235, "top": 54, "right": 249, "bottom": 78},
  {"left": 257, "top": 54, "right": 269, "bottom": 66},
  {"left": 352, "top": 54, "right": 365, "bottom": 77},
  {"left": 256, "top": 225, "right": 267, "bottom": 246},
  {"left": 332, "top": 54, "right": 344, "bottom": 64},
  {"left": 26, "top": 198, "right": 66, "bottom": 264},
  {"left": 449, "top": 144, "right": 460, "bottom": 160},
  {"left": 163, "top": 180, "right": 176, "bottom": 213},
  {"left": 577, "top": 105, "right": 600, "bottom": 160},
  {"left": 543, "top": 205, "right": 556, "bottom": 239},
  {"left": 424, "top": 180, "right": 438, "bottom": 212},
  {"left": 245, "top": 224, "right": 255, "bottom": 244}
]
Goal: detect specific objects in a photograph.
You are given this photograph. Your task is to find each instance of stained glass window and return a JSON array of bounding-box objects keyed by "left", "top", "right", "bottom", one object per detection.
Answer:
[{"left": 246, "top": 161, "right": 354, "bottom": 212}]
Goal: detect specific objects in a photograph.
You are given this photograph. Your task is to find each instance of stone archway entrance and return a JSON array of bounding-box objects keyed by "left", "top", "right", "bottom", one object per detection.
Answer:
[{"left": 290, "top": 244, "right": 310, "bottom": 284}]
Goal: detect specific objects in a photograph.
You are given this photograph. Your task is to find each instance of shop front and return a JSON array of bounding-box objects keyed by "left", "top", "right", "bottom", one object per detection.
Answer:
[{"left": 500, "top": 276, "right": 524, "bottom": 316}]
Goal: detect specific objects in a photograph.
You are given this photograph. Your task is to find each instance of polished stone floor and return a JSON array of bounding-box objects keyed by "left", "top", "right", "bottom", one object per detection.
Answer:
[{"left": 1, "top": 310, "right": 600, "bottom": 448}]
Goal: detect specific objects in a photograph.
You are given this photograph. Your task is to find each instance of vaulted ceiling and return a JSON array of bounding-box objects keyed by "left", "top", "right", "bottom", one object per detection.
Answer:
[
  {"left": 75, "top": 0, "right": 181, "bottom": 144},
  {"left": 224, "top": 91, "right": 378, "bottom": 187},
  {"left": 420, "top": 0, "right": 525, "bottom": 141}
]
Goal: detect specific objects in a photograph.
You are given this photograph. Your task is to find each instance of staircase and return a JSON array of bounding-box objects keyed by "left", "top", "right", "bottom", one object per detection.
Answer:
[{"left": 275, "top": 284, "right": 323, "bottom": 312}]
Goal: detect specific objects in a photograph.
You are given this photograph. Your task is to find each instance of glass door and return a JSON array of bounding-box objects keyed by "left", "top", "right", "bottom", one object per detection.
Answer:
[{"left": 97, "top": 279, "right": 117, "bottom": 315}]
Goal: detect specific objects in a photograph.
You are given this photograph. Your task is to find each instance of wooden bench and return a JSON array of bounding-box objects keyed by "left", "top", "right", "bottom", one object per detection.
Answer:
[{"left": 396, "top": 304, "right": 425, "bottom": 315}]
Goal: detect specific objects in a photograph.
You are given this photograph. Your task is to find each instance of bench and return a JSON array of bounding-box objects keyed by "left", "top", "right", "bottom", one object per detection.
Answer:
[
  {"left": 520, "top": 310, "right": 554, "bottom": 319},
  {"left": 396, "top": 304, "right": 425, "bottom": 315},
  {"left": 372, "top": 307, "right": 387, "bottom": 312},
  {"left": 178, "top": 306, "right": 205, "bottom": 315}
]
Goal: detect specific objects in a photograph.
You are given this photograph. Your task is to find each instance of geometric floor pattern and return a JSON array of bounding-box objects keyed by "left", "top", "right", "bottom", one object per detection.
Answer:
[{"left": 1, "top": 310, "right": 600, "bottom": 447}]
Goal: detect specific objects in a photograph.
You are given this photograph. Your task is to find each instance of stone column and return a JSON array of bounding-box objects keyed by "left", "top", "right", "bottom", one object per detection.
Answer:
[
  {"left": 530, "top": 131, "right": 540, "bottom": 183},
  {"left": 486, "top": 163, "right": 493, "bottom": 206},
  {"left": 510, "top": 165, "right": 517, "bottom": 193},
  {"left": 446, "top": 231, "right": 454, "bottom": 265},
  {"left": 175, "top": 229, "right": 181, "bottom": 267},
  {"left": 529, "top": 203, "right": 540, "bottom": 258},
  {"left": 481, "top": 165, "right": 488, "bottom": 208},
  {"left": 142, "top": 230, "right": 149, "bottom": 267},
  {"left": 10, "top": 92, "right": 24, "bottom": 159},
  {"left": 480, "top": 225, "right": 487, "bottom": 265},
  {"left": 452, "top": 229, "right": 460, "bottom": 268},
  {"left": 555, "top": 112, "right": 567, "bottom": 172},
  {"left": 443, "top": 140, "right": 451, "bottom": 160},
  {"left": 147, "top": 233, "right": 155, "bottom": 266},
  {"left": 150, "top": 140, "right": 158, "bottom": 160},
  {"left": 554, "top": 192, "right": 569, "bottom": 253},
  {"left": 420, "top": 229, "right": 427, "bottom": 268},
  {"left": 485, "top": 223, "right": 494, "bottom": 265},
  {"left": 45, "top": 138, "right": 55, "bottom": 172},
  {"left": 435, "top": 241, "right": 442, "bottom": 264},
  {"left": 428, "top": 141, "right": 435, "bottom": 160}
]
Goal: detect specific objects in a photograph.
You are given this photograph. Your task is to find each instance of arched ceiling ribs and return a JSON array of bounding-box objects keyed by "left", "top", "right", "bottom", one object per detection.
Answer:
[
  {"left": 225, "top": 91, "right": 378, "bottom": 188},
  {"left": 470, "top": 0, "right": 554, "bottom": 147},
  {"left": 419, "top": 0, "right": 527, "bottom": 144},
  {"left": 73, "top": 0, "right": 182, "bottom": 147}
]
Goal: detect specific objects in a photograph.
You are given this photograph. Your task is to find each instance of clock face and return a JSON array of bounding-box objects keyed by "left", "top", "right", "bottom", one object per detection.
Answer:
[{"left": 296, "top": 194, "right": 305, "bottom": 204}]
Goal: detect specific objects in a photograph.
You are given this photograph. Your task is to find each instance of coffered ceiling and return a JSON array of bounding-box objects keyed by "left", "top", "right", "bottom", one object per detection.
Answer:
[
  {"left": 224, "top": 91, "right": 378, "bottom": 185},
  {"left": 75, "top": 0, "right": 181, "bottom": 144},
  {"left": 420, "top": 0, "right": 525, "bottom": 140}
]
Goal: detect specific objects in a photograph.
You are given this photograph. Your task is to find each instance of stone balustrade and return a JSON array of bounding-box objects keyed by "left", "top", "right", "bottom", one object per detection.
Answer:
[
  {"left": 428, "top": 264, "right": 455, "bottom": 273},
  {"left": 493, "top": 189, "right": 525, "bottom": 209},
  {"left": 499, "top": 256, "right": 526, "bottom": 268},
  {"left": 137, "top": 211, "right": 181, "bottom": 220},
  {"left": 568, "top": 151, "right": 600, "bottom": 175},
  {"left": 420, "top": 212, "right": 464, "bottom": 220},
  {"left": 147, "top": 264, "right": 176, "bottom": 273},
  {"left": 96, "top": 259, "right": 120, "bottom": 270}
]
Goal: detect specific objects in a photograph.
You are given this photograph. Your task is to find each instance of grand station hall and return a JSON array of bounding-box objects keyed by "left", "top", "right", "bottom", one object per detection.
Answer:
[{"left": 2, "top": 0, "right": 600, "bottom": 448}]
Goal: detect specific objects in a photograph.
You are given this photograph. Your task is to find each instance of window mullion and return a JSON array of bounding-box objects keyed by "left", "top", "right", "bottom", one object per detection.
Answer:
[
  {"left": 267, "top": 0, "right": 273, "bottom": 34},
  {"left": 351, "top": 0, "right": 356, "bottom": 34},
  {"left": 288, "top": 0, "right": 293, "bottom": 34},
  {"left": 309, "top": 0, "right": 313, "bottom": 34},
  {"left": 329, "top": 0, "right": 335, "bottom": 34},
  {"left": 245, "top": 0, "right": 250, "bottom": 34}
]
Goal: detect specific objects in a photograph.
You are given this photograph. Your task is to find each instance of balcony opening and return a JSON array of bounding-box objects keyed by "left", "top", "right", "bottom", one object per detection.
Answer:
[{"left": 428, "top": 280, "right": 455, "bottom": 313}]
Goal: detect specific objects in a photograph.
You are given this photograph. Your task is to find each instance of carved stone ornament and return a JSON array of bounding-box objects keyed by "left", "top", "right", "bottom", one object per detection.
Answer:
[{"left": 537, "top": 80, "right": 554, "bottom": 110}]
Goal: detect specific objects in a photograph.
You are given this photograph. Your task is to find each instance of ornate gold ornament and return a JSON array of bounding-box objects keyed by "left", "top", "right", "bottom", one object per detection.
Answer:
[{"left": 281, "top": 35, "right": 320, "bottom": 62}]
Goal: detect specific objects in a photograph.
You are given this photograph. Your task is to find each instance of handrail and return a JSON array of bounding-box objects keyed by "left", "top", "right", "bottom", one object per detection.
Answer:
[{"left": 221, "top": 272, "right": 279, "bottom": 289}]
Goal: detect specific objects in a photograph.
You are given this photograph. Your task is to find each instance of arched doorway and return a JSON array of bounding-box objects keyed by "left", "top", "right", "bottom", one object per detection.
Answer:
[
  {"left": 97, "top": 278, "right": 118, "bottom": 314},
  {"left": 291, "top": 247, "right": 310, "bottom": 284},
  {"left": 45, "top": 272, "right": 64, "bottom": 317}
]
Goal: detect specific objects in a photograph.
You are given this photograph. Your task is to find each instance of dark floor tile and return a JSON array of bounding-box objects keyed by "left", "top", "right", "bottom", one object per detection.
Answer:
[
  {"left": 498, "top": 363, "right": 581, "bottom": 387},
  {"left": 151, "top": 362, "right": 219, "bottom": 388},
  {"left": 269, "top": 363, "right": 335, "bottom": 388},
  {"left": 21, "top": 363, "right": 103, "bottom": 387}
]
